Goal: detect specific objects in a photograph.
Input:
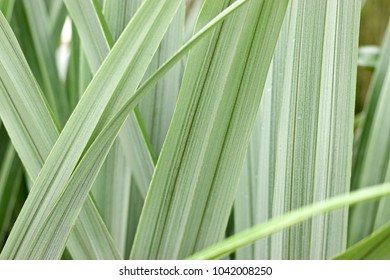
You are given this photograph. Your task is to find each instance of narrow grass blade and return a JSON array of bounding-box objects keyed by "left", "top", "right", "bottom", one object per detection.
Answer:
[
  {"left": 270, "top": 0, "right": 359, "bottom": 259},
  {"left": 334, "top": 222, "right": 390, "bottom": 260},
  {"left": 131, "top": 0, "right": 289, "bottom": 259},
  {"left": 374, "top": 162, "right": 390, "bottom": 229},
  {"left": 1, "top": 0, "right": 184, "bottom": 259},
  {"left": 91, "top": 138, "right": 131, "bottom": 257},
  {"left": 22, "top": 0, "right": 69, "bottom": 125},
  {"left": 349, "top": 20, "right": 390, "bottom": 245},
  {"left": 63, "top": 0, "right": 109, "bottom": 73},
  {"left": 0, "top": 12, "right": 120, "bottom": 259},
  {"left": 188, "top": 183, "right": 390, "bottom": 260},
  {"left": 125, "top": 179, "right": 144, "bottom": 258},
  {"left": 102, "top": 0, "right": 142, "bottom": 42},
  {"left": 234, "top": 65, "right": 277, "bottom": 260},
  {"left": 46, "top": 0, "right": 67, "bottom": 47},
  {"left": 185, "top": 0, "right": 203, "bottom": 40},
  {"left": 0, "top": 143, "right": 23, "bottom": 247},
  {"left": 65, "top": 25, "right": 87, "bottom": 110},
  {"left": 10, "top": 0, "right": 45, "bottom": 96},
  {"left": 139, "top": 2, "right": 184, "bottom": 156}
]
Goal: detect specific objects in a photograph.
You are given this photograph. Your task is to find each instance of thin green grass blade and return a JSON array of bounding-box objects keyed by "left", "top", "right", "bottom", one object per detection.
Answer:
[
  {"left": 349, "top": 20, "right": 390, "bottom": 245},
  {"left": 65, "top": 24, "right": 85, "bottom": 110},
  {"left": 125, "top": 179, "right": 144, "bottom": 258},
  {"left": 188, "top": 183, "right": 390, "bottom": 260},
  {"left": 0, "top": 125, "right": 9, "bottom": 170},
  {"left": 131, "top": 0, "right": 289, "bottom": 259},
  {"left": 185, "top": 0, "right": 203, "bottom": 40},
  {"left": 0, "top": 143, "right": 22, "bottom": 247},
  {"left": 138, "top": 2, "right": 184, "bottom": 156},
  {"left": 10, "top": 0, "right": 47, "bottom": 116},
  {"left": 334, "top": 222, "right": 390, "bottom": 260},
  {"left": 22, "top": 0, "right": 69, "bottom": 125},
  {"left": 0, "top": 12, "right": 120, "bottom": 259},
  {"left": 374, "top": 160, "right": 390, "bottom": 229},
  {"left": 91, "top": 138, "right": 131, "bottom": 257},
  {"left": 63, "top": 0, "right": 109, "bottom": 73},
  {"left": 47, "top": 0, "right": 67, "bottom": 47},
  {"left": 234, "top": 66, "right": 275, "bottom": 260},
  {"left": 102, "top": 0, "right": 141, "bottom": 42},
  {"left": 1, "top": 0, "right": 184, "bottom": 259}
]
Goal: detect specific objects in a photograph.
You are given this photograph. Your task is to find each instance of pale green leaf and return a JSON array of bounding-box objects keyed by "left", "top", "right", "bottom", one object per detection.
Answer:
[
  {"left": 270, "top": 0, "right": 359, "bottom": 259},
  {"left": 188, "top": 183, "right": 390, "bottom": 260},
  {"left": 0, "top": 0, "right": 15, "bottom": 21},
  {"left": 0, "top": 143, "right": 23, "bottom": 246},
  {"left": 334, "top": 222, "right": 390, "bottom": 260},
  {"left": 47, "top": 0, "right": 67, "bottom": 47},
  {"left": 102, "top": 0, "right": 141, "bottom": 42},
  {"left": 139, "top": 1, "right": 184, "bottom": 156},
  {"left": 349, "top": 20, "right": 390, "bottom": 245}
]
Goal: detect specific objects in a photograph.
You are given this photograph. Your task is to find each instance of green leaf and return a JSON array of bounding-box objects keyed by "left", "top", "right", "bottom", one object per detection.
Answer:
[
  {"left": 125, "top": 179, "right": 144, "bottom": 258},
  {"left": 47, "top": 0, "right": 67, "bottom": 47},
  {"left": 269, "top": 0, "right": 359, "bottom": 259},
  {"left": 187, "top": 183, "right": 390, "bottom": 260},
  {"left": 63, "top": 0, "right": 109, "bottom": 73},
  {"left": 138, "top": 1, "right": 184, "bottom": 156},
  {"left": 334, "top": 222, "right": 390, "bottom": 260},
  {"left": 0, "top": 0, "right": 15, "bottom": 21},
  {"left": 131, "top": 0, "right": 289, "bottom": 259},
  {"left": 102, "top": 0, "right": 141, "bottom": 42},
  {"left": 66, "top": 197, "right": 122, "bottom": 260},
  {"left": 0, "top": 143, "right": 23, "bottom": 246},
  {"left": 234, "top": 65, "right": 276, "bottom": 260},
  {"left": 91, "top": 138, "right": 131, "bottom": 257},
  {"left": 349, "top": 20, "right": 390, "bottom": 245}
]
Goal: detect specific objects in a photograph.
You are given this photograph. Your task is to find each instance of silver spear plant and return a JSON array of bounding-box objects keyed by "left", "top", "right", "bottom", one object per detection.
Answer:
[{"left": 0, "top": 0, "right": 389, "bottom": 260}]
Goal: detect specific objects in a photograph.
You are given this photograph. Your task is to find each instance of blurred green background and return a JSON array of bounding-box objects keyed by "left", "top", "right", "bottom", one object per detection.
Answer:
[{"left": 357, "top": 0, "right": 390, "bottom": 112}]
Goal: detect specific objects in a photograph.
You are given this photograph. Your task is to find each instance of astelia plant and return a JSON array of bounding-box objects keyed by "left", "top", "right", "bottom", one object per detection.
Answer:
[{"left": 0, "top": 0, "right": 389, "bottom": 260}]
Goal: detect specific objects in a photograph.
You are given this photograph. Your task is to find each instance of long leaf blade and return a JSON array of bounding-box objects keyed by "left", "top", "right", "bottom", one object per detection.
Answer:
[{"left": 188, "top": 183, "right": 390, "bottom": 260}]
